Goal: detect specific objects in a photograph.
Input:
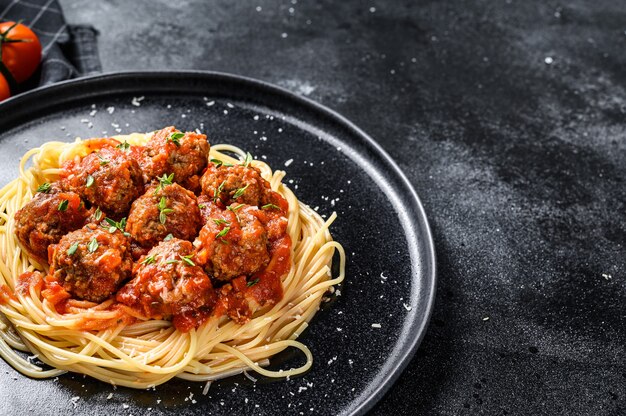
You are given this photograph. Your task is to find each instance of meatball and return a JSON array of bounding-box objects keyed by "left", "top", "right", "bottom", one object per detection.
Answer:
[
  {"left": 194, "top": 202, "right": 269, "bottom": 281},
  {"left": 138, "top": 126, "right": 209, "bottom": 191},
  {"left": 200, "top": 162, "right": 290, "bottom": 213},
  {"left": 200, "top": 163, "right": 269, "bottom": 207},
  {"left": 62, "top": 146, "right": 144, "bottom": 217},
  {"left": 116, "top": 239, "right": 217, "bottom": 332},
  {"left": 15, "top": 189, "right": 90, "bottom": 262},
  {"left": 126, "top": 183, "right": 202, "bottom": 255},
  {"left": 49, "top": 223, "right": 133, "bottom": 302}
]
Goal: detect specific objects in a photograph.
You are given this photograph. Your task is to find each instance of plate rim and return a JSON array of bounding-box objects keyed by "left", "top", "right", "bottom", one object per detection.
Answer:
[{"left": 0, "top": 70, "right": 437, "bottom": 415}]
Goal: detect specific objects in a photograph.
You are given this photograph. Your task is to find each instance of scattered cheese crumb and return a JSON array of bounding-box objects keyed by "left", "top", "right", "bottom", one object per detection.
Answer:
[
  {"left": 371, "top": 323, "right": 382, "bottom": 328},
  {"left": 284, "top": 158, "right": 294, "bottom": 167},
  {"left": 131, "top": 96, "right": 145, "bottom": 106},
  {"left": 106, "top": 393, "right": 113, "bottom": 400}
]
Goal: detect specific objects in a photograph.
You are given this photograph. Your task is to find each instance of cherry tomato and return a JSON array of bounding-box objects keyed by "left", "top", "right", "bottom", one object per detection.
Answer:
[
  {"left": 0, "top": 73, "right": 9, "bottom": 101},
  {"left": 0, "top": 21, "right": 42, "bottom": 83}
]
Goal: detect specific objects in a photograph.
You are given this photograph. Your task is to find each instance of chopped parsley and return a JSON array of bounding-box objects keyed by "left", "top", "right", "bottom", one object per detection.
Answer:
[
  {"left": 212, "top": 218, "right": 230, "bottom": 226},
  {"left": 141, "top": 255, "right": 156, "bottom": 265},
  {"left": 165, "top": 258, "right": 179, "bottom": 265},
  {"left": 198, "top": 204, "right": 206, "bottom": 209},
  {"left": 154, "top": 172, "right": 174, "bottom": 195},
  {"left": 213, "top": 180, "right": 225, "bottom": 203},
  {"left": 232, "top": 184, "right": 249, "bottom": 199},
  {"left": 216, "top": 226, "right": 230, "bottom": 238},
  {"left": 227, "top": 203, "right": 245, "bottom": 222},
  {"left": 105, "top": 217, "right": 130, "bottom": 236},
  {"left": 210, "top": 158, "right": 233, "bottom": 168},
  {"left": 164, "top": 233, "right": 174, "bottom": 241},
  {"left": 36, "top": 183, "right": 51, "bottom": 193},
  {"left": 85, "top": 175, "right": 95, "bottom": 188},
  {"left": 167, "top": 132, "right": 185, "bottom": 146},
  {"left": 227, "top": 203, "right": 244, "bottom": 212},
  {"left": 87, "top": 238, "right": 99, "bottom": 253},
  {"left": 94, "top": 207, "right": 103, "bottom": 221},
  {"left": 158, "top": 196, "right": 174, "bottom": 224},
  {"left": 67, "top": 242, "right": 79, "bottom": 256},
  {"left": 180, "top": 254, "right": 195, "bottom": 266},
  {"left": 116, "top": 141, "right": 130, "bottom": 151},
  {"left": 261, "top": 203, "right": 280, "bottom": 210},
  {"left": 241, "top": 152, "right": 253, "bottom": 168},
  {"left": 57, "top": 200, "right": 69, "bottom": 211},
  {"left": 97, "top": 153, "right": 109, "bottom": 165},
  {"left": 247, "top": 278, "right": 260, "bottom": 287}
]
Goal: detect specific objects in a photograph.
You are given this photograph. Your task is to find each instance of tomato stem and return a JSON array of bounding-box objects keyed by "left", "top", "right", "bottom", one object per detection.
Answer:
[{"left": 0, "top": 20, "right": 21, "bottom": 38}]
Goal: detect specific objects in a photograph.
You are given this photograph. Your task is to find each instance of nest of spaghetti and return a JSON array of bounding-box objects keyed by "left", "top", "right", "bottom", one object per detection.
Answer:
[{"left": 0, "top": 126, "right": 344, "bottom": 388}]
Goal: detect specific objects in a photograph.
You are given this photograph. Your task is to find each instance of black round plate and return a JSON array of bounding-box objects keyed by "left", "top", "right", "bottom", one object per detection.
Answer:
[{"left": 0, "top": 71, "right": 435, "bottom": 415}]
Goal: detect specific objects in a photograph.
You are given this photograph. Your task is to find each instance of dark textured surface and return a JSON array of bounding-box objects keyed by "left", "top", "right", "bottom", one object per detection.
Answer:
[{"left": 28, "top": 0, "right": 626, "bottom": 414}]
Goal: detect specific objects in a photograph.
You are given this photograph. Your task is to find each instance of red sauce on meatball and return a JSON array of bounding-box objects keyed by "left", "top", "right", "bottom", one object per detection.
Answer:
[
  {"left": 49, "top": 223, "right": 134, "bottom": 302},
  {"left": 126, "top": 182, "right": 202, "bottom": 258},
  {"left": 116, "top": 239, "right": 217, "bottom": 332},
  {"left": 136, "top": 126, "right": 209, "bottom": 191},
  {"left": 61, "top": 145, "right": 144, "bottom": 218},
  {"left": 15, "top": 190, "right": 91, "bottom": 262}
]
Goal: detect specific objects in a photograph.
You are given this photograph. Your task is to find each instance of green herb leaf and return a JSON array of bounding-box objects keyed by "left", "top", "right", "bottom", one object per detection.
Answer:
[
  {"left": 105, "top": 217, "right": 127, "bottom": 233},
  {"left": 180, "top": 254, "right": 195, "bottom": 266},
  {"left": 232, "top": 184, "right": 249, "bottom": 199},
  {"left": 87, "top": 238, "right": 99, "bottom": 253},
  {"left": 261, "top": 203, "right": 280, "bottom": 210},
  {"left": 154, "top": 173, "right": 175, "bottom": 195},
  {"left": 212, "top": 218, "right": 230, "bottom": 226},
  {"left": 116, "top": 141, "right": 130, "bottom": 151},
  {"left": 247, "top": 278, "right": 260, "bottom": 287},
  {"left": 242, "top": 152, "right": 253, "bottom": 168},
  {"left": 85, "top": 175, "right": 95, "bottom": 188},
  {"left": 210, "top": 158, "right": 223, "bottom": 168},
  {"left": 165, "top": 258, "right": 180, "bottom": 265},
  {"left": 157, "top": 197, "right": 172, "bottom": 224},
  {"left": 97, "top": 153, "right": 110, "bottom": 165},
  {"left": 213, "top": 180, "right": 225, "bottom": 203},
  {"left": 141, "top": 255, "right": 156, "bottom": 265},
  {"left": 164, "top": 233, "right": 174, "bottom": 241},
  {"left": 227, "top": 203, "right": 244, "bottom": 212},
  {"left": 36, "top": 183, "right": 51, "bottom": 193},
  {"left": 216, "top": 226, "right": 230, "bottom": 238},
  {"left": 198, "top": 204, "right": 206, "bottom": 209},
  {"left": 227, "top": 203, "right": 245, "bottom": 222},
  {"left": 94, "top": 207, "right": 102, "bottom": 221},
  {"left": 57, "top": 200, "right": 69, "bottom": 211},
  {"left": 167, "top": 132, "right": 184, "bottom": 146},
  {"left": 67, "top": 242, "right": 79, "bottom": 256}
]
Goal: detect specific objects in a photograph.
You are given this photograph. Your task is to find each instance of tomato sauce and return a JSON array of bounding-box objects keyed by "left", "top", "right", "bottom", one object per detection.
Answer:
[
  {"left": 16, "top": 271, "right": 44, "bottom": 296},
  {"left": 0, "top": 284, "right": 17, "bottom": 305}
]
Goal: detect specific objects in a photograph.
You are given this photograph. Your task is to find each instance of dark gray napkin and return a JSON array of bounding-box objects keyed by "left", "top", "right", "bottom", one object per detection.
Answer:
[{"left": 0, "top": 0, "right": 101, "bottom": 93}]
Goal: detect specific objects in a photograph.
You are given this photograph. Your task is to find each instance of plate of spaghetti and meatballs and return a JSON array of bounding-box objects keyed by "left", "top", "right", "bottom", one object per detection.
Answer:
[{"left": 0, "top": 71, "right": 435, "bottom": 415}]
